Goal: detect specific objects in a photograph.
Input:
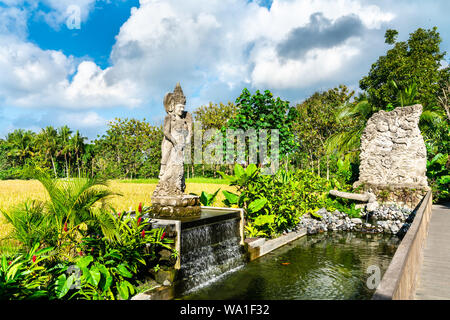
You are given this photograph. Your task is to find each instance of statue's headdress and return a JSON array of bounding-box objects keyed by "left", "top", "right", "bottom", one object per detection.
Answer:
[{"left": 163, "top": 82, "right": 186, "bottom": 114}]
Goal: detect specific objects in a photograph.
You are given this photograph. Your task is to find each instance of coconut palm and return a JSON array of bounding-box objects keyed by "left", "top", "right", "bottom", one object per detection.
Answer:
[
  {"left": 36, "top": 126, "right": 59, "bottom": 178},
  {"left": 5, "top": 129, "right": 36, "bottom": 167},
  {"left": 70, "top": 130, "right": 87, "bottom": 178},
  {"left": 56, "top": 125, "right": 72, "bottom": 178},
  {"left": 1, "top": 174, "right": 120, "bottom": 256},
  {"left": 325, "top": 98, "right": 375, "bottom": 161}
]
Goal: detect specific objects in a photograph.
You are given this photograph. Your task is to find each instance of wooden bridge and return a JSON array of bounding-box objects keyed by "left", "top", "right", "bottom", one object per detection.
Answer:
[
  {"left": 373, "top": 193, "right": 450, "bottom": 300},
  {"left": 414, "top": 202, "right": 450, "bottom": 300}
]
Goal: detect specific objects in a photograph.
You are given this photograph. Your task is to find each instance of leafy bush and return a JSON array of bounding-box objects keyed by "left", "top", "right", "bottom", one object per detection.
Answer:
[
  {"left": 0, "top": 175, "right": 176, "bottom": 300},
  {"left": 219, "top": 164, "right": 352, "bottom": 238},
  {"left": 0, "top": 243, "right": 54, "bottom": 300},
  {"left": 427, "top": 152, "right": 449, "bottom": 202}
]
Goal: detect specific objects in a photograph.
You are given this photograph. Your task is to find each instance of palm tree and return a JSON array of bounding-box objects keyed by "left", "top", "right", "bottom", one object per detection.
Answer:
[
  {"left": 437, "top": 82, "right": 450, "bottom": 122},
  {"left": 70, "top": 130, "right": 86, "bottom": 178},
  {"left": 325, "top": 98, "right": 375, "bottom": 161},
  {"left": 36, "top": 126, "right": 59, "bottom": 178},
  {"left": 1, "top": 174, "right": 120, "bottom": 255},
  {"left": 5, "top": 129, "right": 36, "bottom": 167},
  {"left": 57, "top": 126, "right": 72, "bottom": 178}
]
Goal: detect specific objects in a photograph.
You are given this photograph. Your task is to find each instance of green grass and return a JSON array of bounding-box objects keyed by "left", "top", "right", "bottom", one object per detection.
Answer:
[{"left": 117, "top": 177, "right": 227, "bottom": 184}]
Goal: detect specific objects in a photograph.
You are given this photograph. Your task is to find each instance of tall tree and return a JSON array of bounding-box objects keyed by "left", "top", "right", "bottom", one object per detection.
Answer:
[
  {"left": 360, "top": 27, "right": 450, "bottom": 110},
  {"left": 57, "top": 125, "right": 73, "bottom": 178},
  {"left": 36, "top": 126, "right": 59, "bottom": 178},
  {"left": 70, "top": 130, "right": 87, "bottom": 178},
  {"left": 227, "top": 89, "right": 298, "bottom": 167},
  {"left": 294, "top": 85, "right": 355, "bottom": 178}
]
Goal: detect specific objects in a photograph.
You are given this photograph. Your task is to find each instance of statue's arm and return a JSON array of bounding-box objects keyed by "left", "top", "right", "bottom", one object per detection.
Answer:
[
  {"left": 186, "top": 112, "right": 193, "bottom": 144},
  {"left": 163, "top": 115, "right": 176, "bottom": 145}
]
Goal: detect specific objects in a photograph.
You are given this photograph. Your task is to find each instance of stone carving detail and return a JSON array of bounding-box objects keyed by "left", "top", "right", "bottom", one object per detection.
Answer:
[
  {"left": 354, "top": 104, "right": 429, "bottom": 189},
  {"left": 151, "top": 83, "right": 200, "bottom": 217},
  {"left": 153, "top": 83, "right": 192, "bottom": 197}
]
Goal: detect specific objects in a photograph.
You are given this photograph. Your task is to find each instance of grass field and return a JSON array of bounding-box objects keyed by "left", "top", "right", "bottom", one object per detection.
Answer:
[{"left": 0, "top": 178, "right": 235, "bottom": 245}]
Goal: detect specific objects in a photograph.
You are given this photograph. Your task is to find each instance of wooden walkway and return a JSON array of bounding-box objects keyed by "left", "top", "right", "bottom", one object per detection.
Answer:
[{"left": 415, "top": 203, "right": 450, "bottom": 300}]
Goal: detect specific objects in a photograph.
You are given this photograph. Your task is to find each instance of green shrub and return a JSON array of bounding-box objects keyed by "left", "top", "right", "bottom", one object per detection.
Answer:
[
  {"left": 0, "top": 243, "right": 54, "bottom": 300},
  {"left": 219, "top": 164, "right": 353, "bottom": 238}
]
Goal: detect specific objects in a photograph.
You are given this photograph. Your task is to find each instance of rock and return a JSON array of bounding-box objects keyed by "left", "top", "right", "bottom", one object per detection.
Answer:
[
  {"left": 351, "top": 218, "right": 363, "bottom": 224},
  {"left": 354, "top": 104, "right": 429, "bottom": 189},
  {"left": 163, "top": 280, "right": 171, "bottom": 287}
]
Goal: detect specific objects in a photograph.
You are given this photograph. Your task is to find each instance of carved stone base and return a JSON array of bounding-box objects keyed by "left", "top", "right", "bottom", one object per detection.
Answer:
[
  {"left": 151, "top": 195, "right": 201, "bottom": 218},
  {"left": 353, "top": 183, "right": 429, "bottom": 209}
]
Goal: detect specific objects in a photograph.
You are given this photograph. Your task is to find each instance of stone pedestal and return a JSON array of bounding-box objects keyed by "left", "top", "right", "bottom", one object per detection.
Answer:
[{"left": 151, "top": 195, "right": 201, "bottom": 218}]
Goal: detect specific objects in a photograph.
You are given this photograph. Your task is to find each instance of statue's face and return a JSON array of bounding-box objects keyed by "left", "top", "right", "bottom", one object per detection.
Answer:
[{"left": 175, "top": 103, "right": 185, "bottom": 116}]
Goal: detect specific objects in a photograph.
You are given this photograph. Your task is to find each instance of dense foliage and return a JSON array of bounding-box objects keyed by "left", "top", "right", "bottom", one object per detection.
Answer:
[
  {"left": 0, "top": 176, "right": 175, "bottom": 300},
  {"left": 219, "top": 164, "right": 356, "bottom": 238}
]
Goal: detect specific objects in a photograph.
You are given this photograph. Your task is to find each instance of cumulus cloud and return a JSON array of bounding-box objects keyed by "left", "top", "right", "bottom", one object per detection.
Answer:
[
  {"left": 0, "top": 0, "right": 396, "bottom": 113},
  {"left": 277, "top": 13, "right": 365, "bottom": 60}
]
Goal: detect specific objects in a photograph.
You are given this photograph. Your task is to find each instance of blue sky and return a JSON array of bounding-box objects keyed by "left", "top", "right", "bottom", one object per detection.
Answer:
[{"left": 0, "top": 0, "right": 449, "bottom": 140}]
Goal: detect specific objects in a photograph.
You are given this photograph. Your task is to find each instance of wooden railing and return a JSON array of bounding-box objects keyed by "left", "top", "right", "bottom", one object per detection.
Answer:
[{"left": 372, "top": 191, "right": 433, "bottom": 300}]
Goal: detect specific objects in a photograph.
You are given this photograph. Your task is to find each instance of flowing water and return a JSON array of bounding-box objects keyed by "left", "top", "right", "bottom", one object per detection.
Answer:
[
  {"left": 178, "top": 232, "right": 400, "bottom": 300},
  {"left": 175, "top": 217, "right": 246, "bottom": 295}
]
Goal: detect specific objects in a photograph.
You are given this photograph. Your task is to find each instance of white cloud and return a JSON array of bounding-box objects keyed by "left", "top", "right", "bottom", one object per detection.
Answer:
[
  {"left": 0, "top": 6, "right": 28, "bottom": 38},
  {"left": 62, "top": 111, "right": 108, "bottom": 128},
  {"left": 0, "top": 0, "right": 395, "bottom": 112},
  {"left": 251, "top": 44, "right": 361, "bottom": 89},
  {"left": 106, "top": 0, "right": 394, "bottom": 96}
]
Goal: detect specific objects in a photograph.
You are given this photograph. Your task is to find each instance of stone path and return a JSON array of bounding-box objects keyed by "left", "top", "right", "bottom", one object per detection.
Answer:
[{"left": 415, "top": 203, "right": 450, "bottom": 300}]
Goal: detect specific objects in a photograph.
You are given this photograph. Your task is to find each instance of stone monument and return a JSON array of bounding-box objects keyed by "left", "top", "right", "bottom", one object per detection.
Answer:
[
  {"left": 151, "top": 83, "right": 201, "bottom": 217},
  {"left": 353, "top": 104, "right": 429, "bottom": 207}
]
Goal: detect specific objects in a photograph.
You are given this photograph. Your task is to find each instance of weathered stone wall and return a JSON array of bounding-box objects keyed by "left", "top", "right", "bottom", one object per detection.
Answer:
[
  {"left": 354, "top": 105, "right": 429, "bottom": 207},
  {"left": 356, "top": 104, "right": 428, "bottom": 188}
]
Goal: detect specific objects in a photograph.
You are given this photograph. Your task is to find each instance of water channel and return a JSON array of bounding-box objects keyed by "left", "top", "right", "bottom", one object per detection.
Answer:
[{"left": 178, "top": 232, "right": 400, "bottom": 300}]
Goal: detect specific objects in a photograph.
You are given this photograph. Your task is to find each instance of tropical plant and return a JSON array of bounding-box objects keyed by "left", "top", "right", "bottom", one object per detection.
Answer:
[
  {"left": 1, "top": 174, "right": 119, "bottom": 255},
  {"left": 56, "top": 208, "right": 174, "bottom": 300},
  {"left": 197, "top": 189, "right": 221, "bottom": 206},
  {"left": 427, "top": 152, "right": 450, "bottom": 202},
  {"left": 0, "top": 243, "right": 54, "bottom": 300},
  {"left": 226, "top": 89, "right": 298, "bottom": 165},
  {"left": 219, "top": 164, "right": 352, "bottom": 238}
]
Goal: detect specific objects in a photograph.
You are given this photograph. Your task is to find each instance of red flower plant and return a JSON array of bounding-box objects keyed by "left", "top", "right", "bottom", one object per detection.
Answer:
[
  {"left": 161, "top": 232, "right": 166, "bottom": 240},
  {"left": 32, "top": 255, "right": 37, "bottom": 263},
  {"left": 63, "top": 222, "right": 68, "bottom": 232},
  {"left": 137, "top": 217, "right": 142, "bottom": 226},
  {"left": 141, "top": 229, "right": 145, "bottom": 238},
  {"left": 118, "top": 212, "right": 121, "bottom": 218},
  {"left": 138, "top": 202, "right": 143, "bottom": 213},
  {"left": 8, "top": 261, "right": 12, "bottom": 265}
]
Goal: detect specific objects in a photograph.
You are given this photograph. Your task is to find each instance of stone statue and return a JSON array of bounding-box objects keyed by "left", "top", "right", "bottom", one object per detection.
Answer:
[
  {"left": 154, "top": 83, "right": 192, "bottom": 197},
  {"left": 151, "top": 83, "right": 200, "bottom": 217},
  {"left": 352, "top": 104, "right": 429, "bottom": 208}
]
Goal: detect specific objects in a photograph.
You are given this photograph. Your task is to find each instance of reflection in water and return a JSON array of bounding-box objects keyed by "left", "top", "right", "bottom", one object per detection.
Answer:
[{"left": 180, "top": 232, "right": 399, "bottom": 300}]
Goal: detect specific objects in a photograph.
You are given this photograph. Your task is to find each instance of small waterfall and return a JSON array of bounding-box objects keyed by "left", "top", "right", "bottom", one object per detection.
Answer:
[{"left": 177, "top": 218, "right": 246, "bottom": 294}]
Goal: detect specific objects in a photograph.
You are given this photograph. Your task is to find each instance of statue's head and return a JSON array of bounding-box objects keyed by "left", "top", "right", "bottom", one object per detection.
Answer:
[
  {"left": 174, "top": 103, "right": 185, "bottom": 117},
  {"left": 164, "top": 82, "right": 186, "bottom": 114}
]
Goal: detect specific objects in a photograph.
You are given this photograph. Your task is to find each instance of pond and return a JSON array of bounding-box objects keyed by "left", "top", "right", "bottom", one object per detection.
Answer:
[{"left": 178, "top": 232, "right": 400, "bottom": 300}]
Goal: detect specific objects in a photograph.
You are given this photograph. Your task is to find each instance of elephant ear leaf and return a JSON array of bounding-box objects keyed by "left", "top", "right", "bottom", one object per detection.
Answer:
[
  {"left": 234, "top": 164, "right": 245, "bottom": 178},
  {"left": 245, "top": 163, "right": 258, "bottom": 177},
  {"left": 222, "top": 190, "right": 239, "bottom": 206},
  {"left": 248, "top": 197, "right": 268, "bottom": 213}
]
